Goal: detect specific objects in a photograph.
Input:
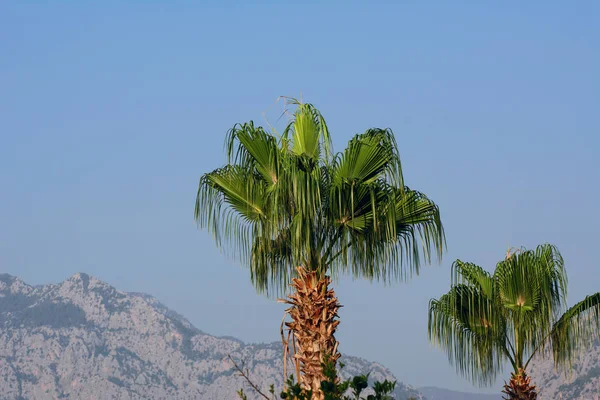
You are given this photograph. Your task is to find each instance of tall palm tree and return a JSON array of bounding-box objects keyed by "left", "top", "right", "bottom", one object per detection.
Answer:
[
  {"left": 196, "top": 99, "right": 445, "bottom": 398},
  {"left": 428, "top": 244, "right": 600, "bottom": 399}
]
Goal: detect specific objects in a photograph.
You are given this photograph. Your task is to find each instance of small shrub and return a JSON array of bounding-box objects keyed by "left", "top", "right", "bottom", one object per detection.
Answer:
[{"left": 236, "top": 358, "right": 396, "bottom": 400}]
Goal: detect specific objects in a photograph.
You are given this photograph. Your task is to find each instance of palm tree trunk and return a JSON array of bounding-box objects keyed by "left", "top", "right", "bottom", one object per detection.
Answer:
[
  {"left": 502, "top": 369, "right": 538, "bottom": 400},
  {"left": 280, "top": 266, "right": 341, "bottom": 400}
]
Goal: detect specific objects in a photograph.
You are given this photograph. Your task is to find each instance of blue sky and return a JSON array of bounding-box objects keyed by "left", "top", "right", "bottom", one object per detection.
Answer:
[{"left": 1, "top": 1, "right": 599, "bottom": 393}]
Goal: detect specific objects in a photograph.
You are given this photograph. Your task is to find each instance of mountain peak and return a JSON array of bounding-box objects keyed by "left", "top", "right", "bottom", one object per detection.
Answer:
[
  {"left": 0, "top": 273, "right": 32, "bottom": 295},
  {"left": 0, "top": 273, "right": 18, "bottom": 284},
  {"left": 68, "top": 272, "right": 90, "bottom": 280},
  {"left": 0, "top": 272, "right": 426, "bottom": 400}
]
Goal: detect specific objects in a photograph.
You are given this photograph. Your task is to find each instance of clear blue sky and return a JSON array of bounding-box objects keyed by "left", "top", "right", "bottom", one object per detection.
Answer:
[{"left": 1, "top": 1, "right": 599, "bottom": 393}]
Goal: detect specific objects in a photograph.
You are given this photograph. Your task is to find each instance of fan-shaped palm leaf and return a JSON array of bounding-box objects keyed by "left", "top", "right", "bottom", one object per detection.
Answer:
[{"left": 428, "top": 244, "right": 600, "bottom": 399}]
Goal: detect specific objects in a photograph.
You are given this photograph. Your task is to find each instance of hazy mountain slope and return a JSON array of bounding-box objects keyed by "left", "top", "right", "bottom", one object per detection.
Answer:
[
  {"left": 419, "top": 387, "right": 501, "bottom": 400},
  {"left": 528, "top": 341, "right": 600, "bottom": 400},
  {"left": 0, "top": 273, "right": 423, "bottom": 399}
]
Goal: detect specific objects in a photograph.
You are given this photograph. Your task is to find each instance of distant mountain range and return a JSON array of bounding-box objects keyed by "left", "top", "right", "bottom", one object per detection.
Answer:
[
  {"left": 418, "top": 387, "right": 500, "bottom": 400},
  {"left": 0, "top": 273, "right": 423, "bottom": 399},
  {"left": 0, "top": 272, "right": 596, "bottom": 399},
  {"left": 528, "top": 339, "right": 600, "bottom": 399}
]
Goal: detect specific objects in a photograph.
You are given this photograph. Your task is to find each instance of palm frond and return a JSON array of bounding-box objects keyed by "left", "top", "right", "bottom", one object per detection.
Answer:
[
  {"left": 394, "top": 188, "right": 444, "bottom": 267},
  {"left": 326, "top": 184, "right": 444, "bottom": 284},
  {"left": 195, "top": 166, "right": 268, "bottom": 264},
  {"left": 493, "top": 244, "right": 567, "bottom": 364},
  {"left": 332, "top": 128, "right": 403, "bottom": 188},
  {"left": 225, "top": 122, "right": 280, "bottom": 186},
  {"left": 249, "top": 229, "right": 294, "bottom": 295},
  {"left": 282, "top": 100, "right": 332, "bottom": 163},
  {"left": 551, "top": 292, "right": 600, "bottom": 368},
  {"left": 452, "top": 261, "right": 494, "bottom": 299},
  {"left": 534, "top": 244, "right": 568, "bottom": 317},
  {"left": 428, "top": 285, "right": 504, "bottom": 386}
]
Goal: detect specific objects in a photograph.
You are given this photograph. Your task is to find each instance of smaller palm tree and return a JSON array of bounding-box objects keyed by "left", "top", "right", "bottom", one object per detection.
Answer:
[{"left": 428, "top": 244, "right": 600, "bottom": 399}]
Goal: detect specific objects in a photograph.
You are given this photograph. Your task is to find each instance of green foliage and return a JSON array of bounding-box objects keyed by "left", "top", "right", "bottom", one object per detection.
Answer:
[
  {"left": 237, "top": 359, "right": 397, "bottom": 400},
  {"left": 428, "top": 244, "right": 600, "bottom": 386},
  {"left": 196, "top": 99, "right": 445, "bottom": 296}
]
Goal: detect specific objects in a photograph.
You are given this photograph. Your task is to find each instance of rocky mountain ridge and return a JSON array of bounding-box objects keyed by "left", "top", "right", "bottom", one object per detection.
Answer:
[
  {"left": 529, "top": 340, "right": 600, "bottom": 399},
  {"left": 0, "top": 272, "right": 597, "bottom": 399},
  {"left": 0, "top": 273, "right": 423, "bottom": 399},
  {"left": 418, "top": 386, "right": 501, "bottom": 400}
]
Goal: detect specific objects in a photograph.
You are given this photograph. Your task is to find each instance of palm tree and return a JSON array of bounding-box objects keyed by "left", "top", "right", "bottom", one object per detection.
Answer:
[
  {"left": 196, "top": 99, "right": 445, "bottom": 398},
  {"left": 428, "top": 244, "right": 600, "bottom": 399}
]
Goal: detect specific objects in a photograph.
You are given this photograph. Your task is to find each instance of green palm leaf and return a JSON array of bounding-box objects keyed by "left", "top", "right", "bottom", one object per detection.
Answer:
[
  {"left": 429, "top": 284, "right": 503, "bottom": 385},
  {"left": 452, "top": 261, "right": 494, "bottom": 299},
  {"left": 333, "top": 128, "right": 403, "bottom": 187},
  {"left": 550, "top": 292, "right": 600, "bottom": 368},
  {"left": 196, "top": 99, "right": 445, "bottom": 296},
  {"left": 429, "top": 243, "right": 600, "bottom": 389},
  {"left": 282, "top": 99, "right": 332, "bottom": 162},
  {"left": 225, "top": 122, "right": 280, "bottom": 186}
]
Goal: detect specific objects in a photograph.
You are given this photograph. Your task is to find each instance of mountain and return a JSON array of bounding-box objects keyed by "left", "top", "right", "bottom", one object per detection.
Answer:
[
  {"left": 528, "top": 340, "right": 600, "bottom": 400},
  {"left": 0, "top": 273, "right": 424, "bottom": 399},
  {"left": 4, "top": 272, "right": 593, "bottom": 399},
  {"left": 418, "top": 387, "right": 501, "bottom": 400}
]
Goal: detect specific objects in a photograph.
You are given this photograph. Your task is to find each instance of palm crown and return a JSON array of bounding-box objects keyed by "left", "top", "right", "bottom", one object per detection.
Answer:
[
  {"left": 196, "top": 99, "right": 445, "bottom": 296},
  {"left": 428, "top": 244, "right": 600, "bottom": 387}
]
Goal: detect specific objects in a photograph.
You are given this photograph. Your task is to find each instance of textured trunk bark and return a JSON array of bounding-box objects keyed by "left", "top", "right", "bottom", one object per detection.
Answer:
[
  {"left": 280, "top": 266, "right": 341, "bottom": 400},
  {"left": 502, "top": 369, "right": 538, "bottom": 400}
]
